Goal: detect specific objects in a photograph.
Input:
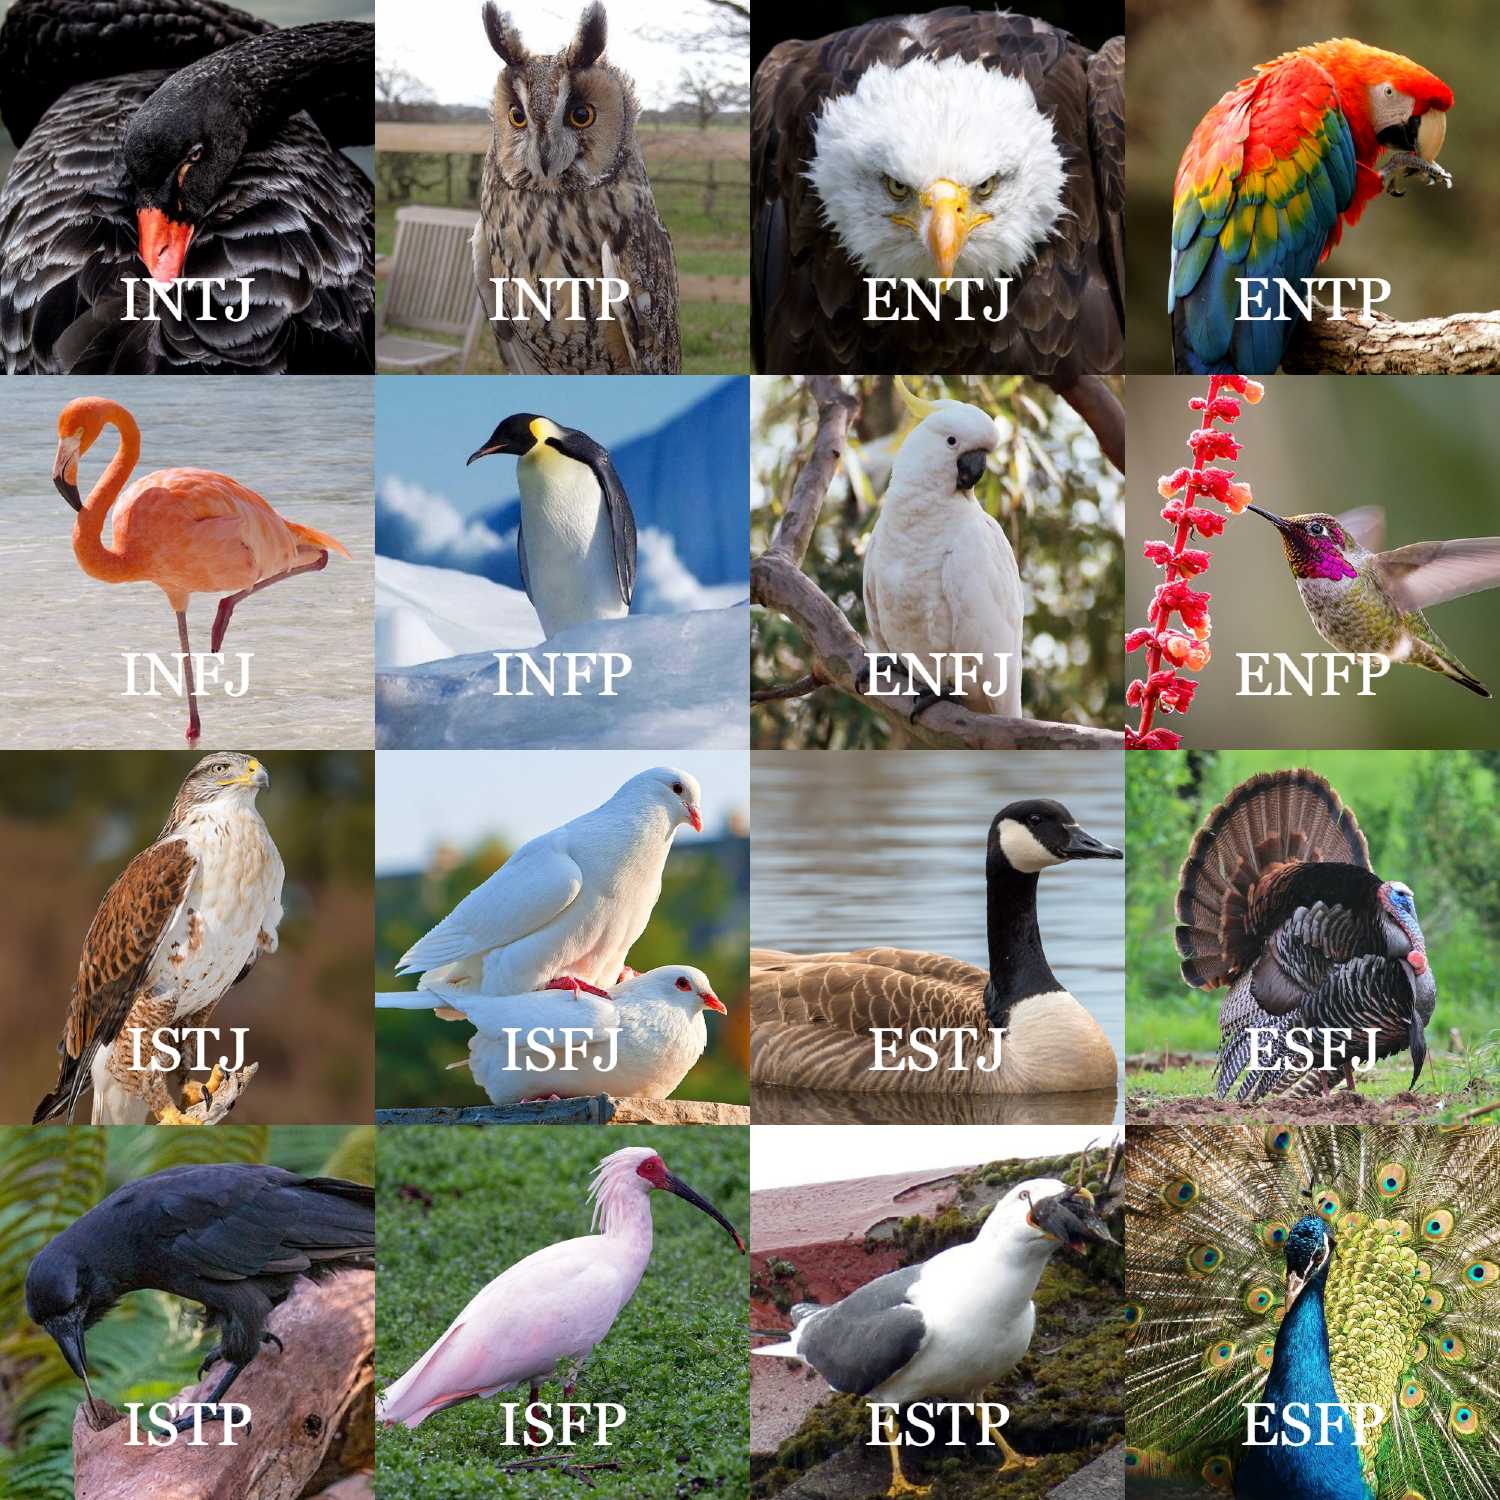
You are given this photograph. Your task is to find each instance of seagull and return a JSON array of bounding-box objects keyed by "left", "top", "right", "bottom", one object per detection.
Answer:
[
  {"left": 753, "top": 1176, "right": 1114, "bottom": 1496},
  {"left": 376, "top": 963, "right": 727, "bottom": 1104},
  {"left": 377, "top": 1145, "right": 744, "bottom": 1432},
  {"left": 33, "top": 752, "right": 283, "bottom": 1127},
  {"left": 863, "top": 377, "right": 1022, "bottom": 720},
  {"left": 394, "top": 766, "right": 702, "bottom": 1000},
  {"left": 467, "top": 412, "right": 637, "bottom": 640}
]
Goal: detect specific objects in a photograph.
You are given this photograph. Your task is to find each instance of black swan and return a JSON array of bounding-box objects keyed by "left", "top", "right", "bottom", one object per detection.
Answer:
[{"left": 0, "top": 0, "right": 374, "bottom": 373}]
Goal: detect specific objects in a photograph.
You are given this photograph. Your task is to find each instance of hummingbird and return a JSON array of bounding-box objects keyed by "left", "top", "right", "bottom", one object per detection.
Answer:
[{"left": 1244, "top": 504, "right": 1500, "bottom": 698}]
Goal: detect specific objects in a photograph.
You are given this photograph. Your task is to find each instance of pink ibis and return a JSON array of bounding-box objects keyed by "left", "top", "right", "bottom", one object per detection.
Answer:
[{"left": 377, "top": 1145, "right": 745, "bottom": 1435}]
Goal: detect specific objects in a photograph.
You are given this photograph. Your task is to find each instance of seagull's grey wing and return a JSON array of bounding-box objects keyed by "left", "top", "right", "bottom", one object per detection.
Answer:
[
  {"left": 516, "top": 514, "right": 532, "bottom": 604},
  {"left": 795, "top": 1265, "right": 925, "bottom": 1396},
  {"left": 1372, "top": 537, "right": 1500, "bottom": 613},
  {"left": 547, "top": 428, "right": 637, "bottom": 606},
  {"left": 1337, "top": 506, "right": 1385, "bottom": 552}
]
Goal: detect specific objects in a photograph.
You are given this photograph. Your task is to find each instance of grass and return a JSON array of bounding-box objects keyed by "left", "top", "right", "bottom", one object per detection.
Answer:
[
  {"left": 376, "top": 131, "right": 749, "bottom": 373},
  {"left": 375, "top": 1127, "right": 748, "bottom": 1499}
]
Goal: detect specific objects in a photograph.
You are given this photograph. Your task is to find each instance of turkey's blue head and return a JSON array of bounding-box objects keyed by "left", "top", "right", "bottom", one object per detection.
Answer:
[{"left": 1284, "top": 1214, "right": 1334, "bottom": 1310}]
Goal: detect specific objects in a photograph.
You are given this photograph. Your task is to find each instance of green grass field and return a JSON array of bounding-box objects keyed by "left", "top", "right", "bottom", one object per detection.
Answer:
[
  {"left": 374, "top": 1127, "right": 749, "bottom": 1499},
  {"left": 377, "top": 125, "right": 749, "bottom": 373}
]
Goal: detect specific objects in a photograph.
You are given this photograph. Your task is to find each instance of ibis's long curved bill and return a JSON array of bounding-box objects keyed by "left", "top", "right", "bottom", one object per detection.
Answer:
[{"left": 665, "top": 1173, "right": 745, "bottom": 1253}]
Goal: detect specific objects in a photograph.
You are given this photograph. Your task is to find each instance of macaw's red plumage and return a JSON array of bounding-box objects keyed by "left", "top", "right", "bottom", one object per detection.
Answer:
[{"left": 1170, "top": 39, "right": 1453, "bottom": 374}]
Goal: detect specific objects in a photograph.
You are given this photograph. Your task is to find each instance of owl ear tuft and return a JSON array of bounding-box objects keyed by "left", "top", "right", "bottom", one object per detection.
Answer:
[
  {"left": 567, "top": 2, "right": 607, "bottom": 68},
  {"left": 482, "top": 3, "right": 528, "bottom": 67}
]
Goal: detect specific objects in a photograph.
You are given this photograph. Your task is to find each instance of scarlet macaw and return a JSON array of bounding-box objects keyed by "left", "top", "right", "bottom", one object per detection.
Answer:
[{"left": 1170, "top": 40, "right": 1453, "bottom": 373}]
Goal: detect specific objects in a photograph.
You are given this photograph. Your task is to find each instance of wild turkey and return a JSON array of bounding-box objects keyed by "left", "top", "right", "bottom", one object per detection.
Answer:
[
  {"left": 1175, "top": 769, "right": 1435, "bottom": 1102},
  {"left": 1126, "top": 1124, "right": 1500, "bottom": 1497}
]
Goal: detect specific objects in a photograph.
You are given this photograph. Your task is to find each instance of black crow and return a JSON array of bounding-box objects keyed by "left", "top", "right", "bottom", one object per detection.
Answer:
[{"left": 26, "top": 1162, "right": 375, "bottom": 1432}]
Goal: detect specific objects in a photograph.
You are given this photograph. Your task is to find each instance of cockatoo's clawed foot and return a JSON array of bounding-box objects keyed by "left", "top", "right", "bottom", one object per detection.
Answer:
[
  {"left": 543, "top": 976, "right": 610, "bottom": 999},
  {"left": 908, "top": 688, "right": 963, "bottom": 724},
  {"left": 1381, "top": 151, "right": 1452, "bottom": 195},
  {"left": 262, "top": 1332, "right": 284, "bottom": 1354}
]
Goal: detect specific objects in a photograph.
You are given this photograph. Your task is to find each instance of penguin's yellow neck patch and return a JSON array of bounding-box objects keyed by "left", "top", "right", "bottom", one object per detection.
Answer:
[{"left": 524, "top": 418, "right": 568, "bottom": 467}]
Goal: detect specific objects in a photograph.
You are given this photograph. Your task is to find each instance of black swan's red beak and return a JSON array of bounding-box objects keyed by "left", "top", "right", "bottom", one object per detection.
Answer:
[{"left": 137, "top": 208, "right": 194, "bottom": 282}]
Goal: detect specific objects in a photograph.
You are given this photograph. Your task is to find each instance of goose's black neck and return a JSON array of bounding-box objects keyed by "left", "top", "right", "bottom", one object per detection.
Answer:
[{"left": 982, "top": 857, "right": 1062, "bottom": 1029}]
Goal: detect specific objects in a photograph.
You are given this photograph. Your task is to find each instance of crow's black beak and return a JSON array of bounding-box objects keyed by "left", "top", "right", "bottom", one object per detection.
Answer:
[
  {"left": 1060, "top": 824, "right": 1123, "bottom": 861},
  {"left": 664, "top": 1173, "right": 745, "bottom": 1253},
  {"left": 1246, "top": 503, "right": 1290, "bottom": 532},
  {"left": 956, "top": 448, "right": 988, "bottom": 491},
  {"left": 49, "top": 1317, "right": 96, "bottom": 1406},
  {"left": 1030, "top": 1188, "right": 1116, "bottom": 1253}
]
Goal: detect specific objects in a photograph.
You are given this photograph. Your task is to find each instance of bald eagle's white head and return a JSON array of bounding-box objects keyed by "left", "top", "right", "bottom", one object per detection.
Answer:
[{"left": 806, "top": 55, "right": 1067, "bottom": 282}]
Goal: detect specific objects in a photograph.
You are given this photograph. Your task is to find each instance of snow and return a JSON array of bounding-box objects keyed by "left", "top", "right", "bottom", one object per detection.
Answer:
[
  {"left": 376, "top": 556, "right": 542, "bottom": 670},
  {"left": 632, "top": 527, "right": 748, "bottom": 615},
  {"left": 376, "top": 597, "right": 750, "bottom": 750}
]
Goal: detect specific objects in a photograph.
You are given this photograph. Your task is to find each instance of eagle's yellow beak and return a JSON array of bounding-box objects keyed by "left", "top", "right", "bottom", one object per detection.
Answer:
[{"left": 920, "top": 179, "right": 991, "bottom": 278}]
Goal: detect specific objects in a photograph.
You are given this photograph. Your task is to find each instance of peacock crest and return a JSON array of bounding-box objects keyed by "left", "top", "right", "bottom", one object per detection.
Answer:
[{"left": 1126, "top": 1125, "right": 1500, "bottom": 1498}]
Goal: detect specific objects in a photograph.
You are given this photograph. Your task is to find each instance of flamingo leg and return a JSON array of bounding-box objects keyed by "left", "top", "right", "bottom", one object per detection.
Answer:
[
  {"left": 175, "top": 610, "right": 201, "bottom": 743},
  {"left": 211, "top": 551, "right": 329, "bottom": 652}
]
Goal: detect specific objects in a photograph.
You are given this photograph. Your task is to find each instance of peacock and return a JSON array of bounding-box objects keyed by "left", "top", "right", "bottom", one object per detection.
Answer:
[
  {"left": 1176, "top": 769, "right": 1436, "bottom": 1102},
  {"left": 1125, "top": 1124, "right": 1500, "bottom": 1499}
]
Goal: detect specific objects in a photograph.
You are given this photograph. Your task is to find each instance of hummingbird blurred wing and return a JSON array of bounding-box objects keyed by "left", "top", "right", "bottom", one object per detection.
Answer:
[
  {"left": 1336, "top": 505, "right": 1385, "bottom": 551},
  {"left": 1374, "top": 537, "right": 1500, "bottom": 613}
]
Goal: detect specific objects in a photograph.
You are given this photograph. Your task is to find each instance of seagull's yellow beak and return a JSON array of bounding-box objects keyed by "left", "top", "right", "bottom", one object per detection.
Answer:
[{"left": 920, "top": 179, "right": 990, "bottom": 278}]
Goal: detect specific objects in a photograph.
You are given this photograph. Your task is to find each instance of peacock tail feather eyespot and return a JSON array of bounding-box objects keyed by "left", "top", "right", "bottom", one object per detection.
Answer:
[
  {"left": 1414, "top": 1258, "right": 1431, "bottom": 1282},
  {"left": 1187, "top": 1242, "right": 1224, "bottom": 1275},
  {"left": 1203, "top": 1338, "right": 1236, "bottom": 1372},
  {"left": 1260, "top": 1219, "right": 1291, "bottom": 1249},
  {"left": 1412, "top": 1336, "right": 1429, "bottom": 1363},
  {"left": 1123, "top": 1448, "right": 1140, "bottom": 1470},
  {"left": 1375, "top": 1161, "right": 1409, "bottom": 1197},
  {"left": 1435, "top": 1332, "right": 1466, "bottom": 1362},
  {"left": 1123, "top": 1303, "right": 1141, "bottom": 1336},
  {"left": 1399, "top": 1378, "right": 1426, "bottom": 1409},
  {"left": 1162, "top": 1176, "right": 1199, "bottom": 1210},
  {"left": 1448, "top": 1401, "right": 1480, "bottom": 1438},
  {"left": 1254, "top": 1338, "right": 1275, "bottom": 1370},
  {"left": 1245, "top": 1285, "right": 1276, "bottom": 1315},
  {"left": 1264, "top": 1126, "right": 1294, "bottom": 1157},
  {"left": 1420, "top": 1208, "right": 1455, "bottom": 1242},
  {"left": 1422, "top": 1286, "right": 1446, "bottom": 1315},
  {"left": 1389, "top": 1218, "right": 1413, "bottom": 1244},
  {"left": 1463, "top": 1258, "right": 1498, "bottom": 1288},
  {"left": 1312, "top": 1185, "right": 1342, "bottom": 1221},
  {"left": 1201, "top": 1455, "right": 1233, "bottom": 1489}
]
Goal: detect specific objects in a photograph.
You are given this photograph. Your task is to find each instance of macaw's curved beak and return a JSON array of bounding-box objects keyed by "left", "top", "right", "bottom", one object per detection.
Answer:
[
  {"left": 137, "top": 208, "right": 194, "bottom": 283},
  {"left": 1418, "top": 109, "right": 1447, "bottom": 163},
  {"left": 52, "top": 439, "right": 82, "bottom": 512},
  {"left": 922, "top": 179, "right": 990, "bottom": 278},
  {"left": 663, "top": 1172, "right": 745, "bottom": 1253},
  {"left": 1030, "top": 1187, "right": 1116, "bottom": 1254}
]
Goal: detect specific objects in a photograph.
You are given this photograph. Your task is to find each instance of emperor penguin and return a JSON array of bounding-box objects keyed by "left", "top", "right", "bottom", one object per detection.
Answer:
[{"left": 467, "top": 413, "right": 638, "bottom": 638}]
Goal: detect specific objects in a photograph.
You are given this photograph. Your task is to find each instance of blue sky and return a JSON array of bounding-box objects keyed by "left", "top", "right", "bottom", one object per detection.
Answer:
[
  {"left": 376, "top": 376, "right": 738, "bottom": 520},
  {"left": 376, "top": 750, "right": 750, "bottom": 871}
]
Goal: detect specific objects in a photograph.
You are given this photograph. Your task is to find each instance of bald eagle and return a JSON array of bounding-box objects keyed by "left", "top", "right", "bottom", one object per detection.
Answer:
[{"left": 752, "top": 7, "right": 1124, "bottom": 378}]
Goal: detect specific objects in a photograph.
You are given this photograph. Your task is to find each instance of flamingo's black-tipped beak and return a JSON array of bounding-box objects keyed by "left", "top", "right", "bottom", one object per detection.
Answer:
[{"left": 52, "top": 443, "right": 81, "bottom": 512}]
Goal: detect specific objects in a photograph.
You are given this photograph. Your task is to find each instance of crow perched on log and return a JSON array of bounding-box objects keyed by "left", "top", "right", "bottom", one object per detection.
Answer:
[{"left": 25, "top": 1163, "right": 375, "bottom": 1432}]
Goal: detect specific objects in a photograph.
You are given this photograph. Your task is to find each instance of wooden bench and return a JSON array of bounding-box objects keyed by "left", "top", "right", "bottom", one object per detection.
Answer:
[{"left": 376, "top": 204, "right": 484, "bottom": 373}]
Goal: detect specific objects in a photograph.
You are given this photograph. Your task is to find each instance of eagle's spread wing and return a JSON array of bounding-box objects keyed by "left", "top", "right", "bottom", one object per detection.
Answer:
[
  {"left": 752, "top": 8, "right": 1124, "bottom": 377},
  {"left": 34, "top": 836, "right": 198, "bottom": 1122}
]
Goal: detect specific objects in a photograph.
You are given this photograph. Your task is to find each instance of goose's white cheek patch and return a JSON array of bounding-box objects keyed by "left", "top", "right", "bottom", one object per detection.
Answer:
[{"left": 997, "top": 820, "right": 1062, "bottom": 872}]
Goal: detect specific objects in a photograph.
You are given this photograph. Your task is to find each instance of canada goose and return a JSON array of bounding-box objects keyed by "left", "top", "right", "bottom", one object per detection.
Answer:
[{"left": 750, "top": 799, "right": 1120, "bottom": 1095}]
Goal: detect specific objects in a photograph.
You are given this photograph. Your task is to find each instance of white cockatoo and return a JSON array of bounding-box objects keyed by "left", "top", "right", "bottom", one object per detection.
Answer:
[{"left": 862, "top": 377, "right": 1023, "bottom": 717}]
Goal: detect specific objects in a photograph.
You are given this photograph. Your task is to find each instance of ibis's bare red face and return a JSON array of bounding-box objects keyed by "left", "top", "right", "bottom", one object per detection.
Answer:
[{"left": 636, "top": 1154, "right": 670, "bottom": 1189}]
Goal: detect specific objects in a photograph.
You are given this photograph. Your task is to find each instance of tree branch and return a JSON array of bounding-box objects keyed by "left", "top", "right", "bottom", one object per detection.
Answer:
[
  {"left": 1283, "top": 303, "right": 1500, "bottom": 374},
  {"left": 752, "top": 378, "right": 1123, "bottom": 751}
]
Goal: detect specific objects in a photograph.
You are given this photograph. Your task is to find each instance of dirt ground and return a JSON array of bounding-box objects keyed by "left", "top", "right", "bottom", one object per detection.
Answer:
[{"left": 1125, "top": 1089, "right": 1445, "bottom": 1124}]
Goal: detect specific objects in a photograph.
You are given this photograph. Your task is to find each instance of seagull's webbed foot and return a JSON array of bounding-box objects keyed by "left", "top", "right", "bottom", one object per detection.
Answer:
[
  {"left": 543, "top": 976, "right": 611, "bottom": 1000},
  {"left": 908, "top": 688, "right": 965, "bottom": 724},
  {"left": 1381, "top": 151, "right": 1453, "bottom": 196}
]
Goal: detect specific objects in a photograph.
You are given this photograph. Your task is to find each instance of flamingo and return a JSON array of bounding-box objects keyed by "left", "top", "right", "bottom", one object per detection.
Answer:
[
  {"left": 377, "top": 1146, "right": 745, "bottom": 1439},
  {"left": 50, "top": 396, "right": 350, "bottom": 742}
]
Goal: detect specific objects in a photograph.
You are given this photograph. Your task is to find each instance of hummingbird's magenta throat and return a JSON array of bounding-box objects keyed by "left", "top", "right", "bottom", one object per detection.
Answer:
[{"left": 1308, "top": 541, "right": 1358, "bottom": 582}]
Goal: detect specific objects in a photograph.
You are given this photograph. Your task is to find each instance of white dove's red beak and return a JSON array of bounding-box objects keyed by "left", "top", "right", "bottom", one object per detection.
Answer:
[
  {"left": 702, "top": 990, "right": 726, "bottom": 1015},
  {"left": 687, "top": 805, "right": 703, "bottom": 833}
]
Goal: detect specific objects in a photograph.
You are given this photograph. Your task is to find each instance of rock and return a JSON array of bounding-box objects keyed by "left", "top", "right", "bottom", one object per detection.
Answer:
[
  {"left": 608, "top": 1098, "right": 750, "bottom": 1125},
  {"left": 72, "top": 1271, "right": 373, "bottom": 1500},
  {"left": 1048, "top": 1445, "right": 1124, "bottom": 1498}
]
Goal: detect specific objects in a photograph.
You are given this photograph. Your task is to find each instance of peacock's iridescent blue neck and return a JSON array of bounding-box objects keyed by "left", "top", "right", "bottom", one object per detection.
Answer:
[{"left": 1235, "top": 1271, "right": 1372, "bottom": 1500}]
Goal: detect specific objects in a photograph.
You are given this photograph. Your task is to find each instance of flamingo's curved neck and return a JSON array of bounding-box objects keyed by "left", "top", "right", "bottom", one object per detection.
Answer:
[{"left": 72, "top": 406, "right": 143, "bottom": 585}]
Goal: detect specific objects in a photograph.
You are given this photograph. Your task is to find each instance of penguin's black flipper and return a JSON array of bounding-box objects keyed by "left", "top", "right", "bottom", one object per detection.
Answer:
[
  {"left": 516, "top": 515, "right": 532, "bottom": 605},
  {"left": 546, "top": 428, "right": 638, "bottom": 606}
]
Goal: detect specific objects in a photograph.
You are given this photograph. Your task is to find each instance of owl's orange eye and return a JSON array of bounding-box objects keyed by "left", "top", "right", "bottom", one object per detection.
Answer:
[
  {"left": 507, "top": 105, "right": 527, "bottom": 128},
  {"left": 568, "top": 102, "right": 596, "bottom": 128}
]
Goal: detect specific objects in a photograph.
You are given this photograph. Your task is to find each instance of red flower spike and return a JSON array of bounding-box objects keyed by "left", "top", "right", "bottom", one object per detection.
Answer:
[{"left": 1125, "top": 374, "right": 1263, "bottom": 750}]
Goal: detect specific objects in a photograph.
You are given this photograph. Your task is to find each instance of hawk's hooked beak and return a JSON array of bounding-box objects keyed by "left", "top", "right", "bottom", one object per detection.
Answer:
[
  {"left": 218, "top": 758, "right": 269, "bottom": 789},
  {"left": 137, "top": 207, "right": 195, "bottom": 283},
  {"left": 53, "top": 435, "right": 83, "bottom": 512},
  {"left": 921, "top": 179, "right": 990, "bottom": 278}
]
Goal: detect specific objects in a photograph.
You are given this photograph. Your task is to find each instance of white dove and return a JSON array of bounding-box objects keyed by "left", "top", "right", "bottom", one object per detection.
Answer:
[
  {"left": 376, "top": 964, "right": 726, "bottom": 1104},
  {"left": 863, "top": 376, "right": 1023, "bottom": 718},
  {"left": 394, "top": 766, "right": 702, "bottom": 998}
]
